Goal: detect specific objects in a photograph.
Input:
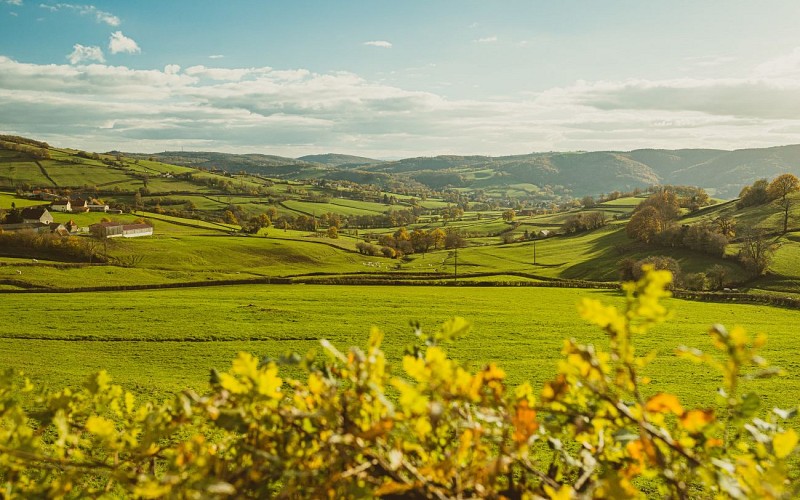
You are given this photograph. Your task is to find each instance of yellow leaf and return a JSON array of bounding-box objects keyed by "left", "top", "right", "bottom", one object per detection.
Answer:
[
  {"left": 231, "top": 352, "right": 259, "bottom": 378},
  {"left": 645, "top": 393, "right": 684, "bottom": 416},
  {"left": 512, "top": 400, "right": 539, "bottom": 445},
  {"left": 85, "top": 416, "right": 115, "bottom": 439},
  {"left": 544, "top": 484, "right": 573, "bottom": 500},
  {"left": 308, "top": 372, "right": 325, "bottom": 395},
  {"left": 256, "top": 364, "right": 282, "bottom": 398},
  {"left": 774, "top": 429, "right": 798, "bottom": 459},
  {"left": 375, "top": 480, "right": 415, "bottom": 496},
  {"left": 680, "top": 409, "right": 715, "bottom": 433}
]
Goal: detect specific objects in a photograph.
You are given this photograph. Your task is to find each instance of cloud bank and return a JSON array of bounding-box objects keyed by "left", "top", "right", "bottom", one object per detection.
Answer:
[{"left": 3, "top": 49, "right": 800, "bottom": 157}]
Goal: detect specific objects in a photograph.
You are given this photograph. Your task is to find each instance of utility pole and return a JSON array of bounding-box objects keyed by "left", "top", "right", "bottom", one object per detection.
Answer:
[{"left": 533, "top": 237, "right": 537, "bottom": 265}]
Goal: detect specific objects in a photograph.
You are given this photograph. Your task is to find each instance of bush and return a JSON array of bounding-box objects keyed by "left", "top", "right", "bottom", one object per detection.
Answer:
[
  {"left": 0, "top": 270, "right": 796, "bottom": 498},
  {"left": 683, "top": 271, "right": 710, "bottom": 291},
  {"left": 632, "top": 255, "right": 683, "bottom": 287}
]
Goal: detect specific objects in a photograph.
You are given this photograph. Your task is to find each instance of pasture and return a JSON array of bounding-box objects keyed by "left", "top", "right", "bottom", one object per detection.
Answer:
[{"left": 1, "top": 284, "right": 798, "bottom": 413}]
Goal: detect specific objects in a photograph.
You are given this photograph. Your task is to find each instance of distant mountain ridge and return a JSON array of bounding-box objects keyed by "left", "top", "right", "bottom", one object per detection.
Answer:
[
  {"left": 297, "top": 153, "right": 382, "bottom": 167},
  {"left": 132, "top": 145, "right": 800, "bottom": 198}
]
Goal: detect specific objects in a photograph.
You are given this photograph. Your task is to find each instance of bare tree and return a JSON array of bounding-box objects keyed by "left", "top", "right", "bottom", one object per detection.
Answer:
[{"left": 737, "top": 229, "right": 779, "bottom": 276}]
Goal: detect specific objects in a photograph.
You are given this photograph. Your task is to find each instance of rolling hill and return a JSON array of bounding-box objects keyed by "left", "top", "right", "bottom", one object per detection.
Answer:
[{"left": 134, "top": 145, "right": 800, "bottom": 199}]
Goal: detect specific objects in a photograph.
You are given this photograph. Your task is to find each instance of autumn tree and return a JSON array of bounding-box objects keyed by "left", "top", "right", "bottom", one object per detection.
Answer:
[
  {"left": 429, "top": 227, "right": 446, "bottom": 249},
  {"left": 738, "top": 228, "right": 779, "bottom": 275},
  {"left": 626, "top": 191, "right": 681, "bottom": 243},
  {"left": 737, "top": 178, "right": 769, "bottom": 208},
  {"left": 410, "top": 229, "right": 432, "bottom": 255},
  {"left": 223, "top": 210, "right": 239, "bottom": 225},
  {"left": 502, "top": 209, "right": 516, "bottom": 222},
  {"left": 767, "top": 174, "right": 800, "bottom": 233},
  {"left": 626, "top": 206, "right": 661, "bottom": 243}
]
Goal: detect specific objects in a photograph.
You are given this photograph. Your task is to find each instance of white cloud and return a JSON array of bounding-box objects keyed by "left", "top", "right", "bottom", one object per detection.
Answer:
[
  {"left": 364, "top": 40, "right": 392, "bottom": 49},
  {"left": 475, "top": 36, "right": 497, "bottom": 43},
  {"left": 7, "top": 0, "right": 23, "bottom": 6},
  {"left": 40, "top": 3, "right": 120, "bottom": 26},
  {"left": 208, "top": 54, "right": 225, "bottom": 60},
  {"left": 753, "top": 47, "right": 800, "bottom": 78},
  {"left": 4, "top": 51, "right": 800, "bottom": 157},
  {"left": 66, "top": 44, "right": 104, "bottom": 64},
  {"left": 108, "top": 31, "right": 140, "bottom": 55}
]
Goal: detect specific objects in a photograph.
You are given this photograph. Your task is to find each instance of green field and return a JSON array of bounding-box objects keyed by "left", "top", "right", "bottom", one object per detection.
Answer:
[{"left": 2, "top": 284, "right": 798, "bottom": 411}]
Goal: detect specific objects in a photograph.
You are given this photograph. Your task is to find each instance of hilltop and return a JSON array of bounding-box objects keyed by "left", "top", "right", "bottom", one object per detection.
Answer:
[{"left": 135, "top": 145, "right": 800, "bottom": 199}]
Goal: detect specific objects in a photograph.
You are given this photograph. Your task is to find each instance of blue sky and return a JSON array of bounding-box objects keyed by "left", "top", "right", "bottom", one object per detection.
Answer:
[{"left": 2, "top": 1, "right": 800, "bottom": 157}]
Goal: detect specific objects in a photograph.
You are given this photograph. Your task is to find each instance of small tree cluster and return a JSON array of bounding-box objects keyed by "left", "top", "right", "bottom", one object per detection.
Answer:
[
  {"left": 626, "top": 191, "right": 681, "bottom": 243},
  {"left": 657, "top": 223, "right": 729, "bottom": 257},
  {"left": 561, "top": 211, "right": 607, "bottom": 234},
  {"left": 737, "top": 179, "right": 770, "bottom": 209},
  {"left": 241, "top": 213, "right": 271, "bottom": 234}
]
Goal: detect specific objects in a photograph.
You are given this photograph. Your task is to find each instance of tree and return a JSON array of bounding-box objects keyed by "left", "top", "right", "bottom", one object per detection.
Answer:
[
  {"left": 502, "top": 209, "right": 516, "bottom": 222},
  {"left": 738, "top": 228, "right": 779, "bottom": 275},
  {"left": 707, "top": 264, "right": 729, "bottom": 290},
  {"left": 224, "top": 210, "right": 239, "bottom": 225},
  {"left": 767, "top": 174, "right": 800, "bottom": 233},
  {"left": 626, "top": 206, "right": 661, "bottom": 243},
  {"left": 133, "top": 191, "right": 143, "bottom": 210},
  {"left": 444, "top": 229, "right": 466, "bottom": 250},
  {"left": 581, "top": 195, "right": 596, "bottom": 208},
  {"left": 410, "top": 229, "right": 432, "bottom": 255},
  {"left": 326, "top": 226, "right": 338, "bottom": 239},
  {"left": 626, "top": 191, "right": 681, "bottom": 243},
  {"left": 737, "top": 179, "right": 769, "bottom": 208},
  {"left": 767, "top": 173, "right": 800, "bottom": 202},
  {"left": 713, "top": 215, "right": 736, "bottom": 238},
  {"left": 429, "top": 228, "right": 446, "bottom": 249}
]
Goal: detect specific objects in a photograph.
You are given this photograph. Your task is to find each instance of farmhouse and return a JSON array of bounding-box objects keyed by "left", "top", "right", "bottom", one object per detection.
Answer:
[
  {"left": 70, "top": 198, "right": 89, "bottom": 212},
  {"left": 21, "top": 207, "right": 54, "bottom": 224},
  {"left": 50, "top": 200, "right": 71, "bottom": 212},
  {"left": 87, "top": 203, "right": 109, "bottom": 212}
]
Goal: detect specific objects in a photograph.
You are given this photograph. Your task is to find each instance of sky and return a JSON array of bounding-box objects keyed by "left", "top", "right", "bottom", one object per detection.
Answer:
[{"left": 2, "top": 1, "right": 800, "bottom": 158}]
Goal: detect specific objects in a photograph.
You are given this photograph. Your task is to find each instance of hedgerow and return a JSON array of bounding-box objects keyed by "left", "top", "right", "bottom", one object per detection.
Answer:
[{"left": 0, "top": 267, "right": 796, "bottom": 498}]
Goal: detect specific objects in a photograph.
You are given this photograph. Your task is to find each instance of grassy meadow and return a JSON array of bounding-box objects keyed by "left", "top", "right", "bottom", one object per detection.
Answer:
[
  {"left": 1, "top": 284, "right": 798, "bottom": 414},
  {"left": 2, "top": 144, "right": 800, "bottom": 423}
]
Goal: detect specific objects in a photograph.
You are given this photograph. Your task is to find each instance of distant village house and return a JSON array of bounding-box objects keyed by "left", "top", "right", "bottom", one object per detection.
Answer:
[{"left": 21, "top": 207, "right": 54, "bottom": 224}]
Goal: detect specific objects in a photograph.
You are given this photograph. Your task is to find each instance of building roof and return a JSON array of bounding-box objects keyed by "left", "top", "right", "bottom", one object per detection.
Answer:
[
  {"left": 90, "top": 221, "right": 124, "bottom": 228},
  {"left": 51, "top": 200, "right": 70, "bottom": 206},
  {"left": 21, "top": 207, "right": 49, "bottom": 219},
  {"left": 122, "top": 224, "right": 152, "bottom": 230}
]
